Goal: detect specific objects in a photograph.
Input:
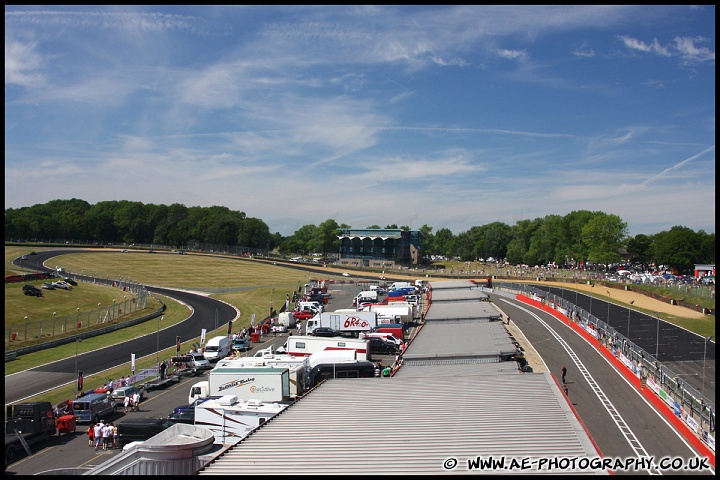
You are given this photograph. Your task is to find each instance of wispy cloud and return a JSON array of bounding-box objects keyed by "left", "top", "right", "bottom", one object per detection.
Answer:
[
  {"left": 618, "top": 34, "right": 715, "bottom": 64},
  {"left": 641, "top": 145, "right": 716, "bottom": 186}
]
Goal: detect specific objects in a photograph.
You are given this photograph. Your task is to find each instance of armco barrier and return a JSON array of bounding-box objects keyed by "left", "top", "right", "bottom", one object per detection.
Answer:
[
  {"left": 5, "top": 303, "right": 166, "bottom": 359},
  {"left": 517, "top": 293, "right": 715, "bottom": 466}
]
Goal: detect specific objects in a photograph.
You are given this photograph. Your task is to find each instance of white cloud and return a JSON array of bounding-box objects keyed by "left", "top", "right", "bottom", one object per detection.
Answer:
[
  {"left": 496, "top": 48, "right": 530, "bottom": 62},
  {"left": 4, "top": 38, "right": 44, "bottom": 87}
]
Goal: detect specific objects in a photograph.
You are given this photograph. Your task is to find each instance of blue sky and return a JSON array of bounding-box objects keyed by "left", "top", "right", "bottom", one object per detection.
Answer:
[{"left": 5, "top": 5, "right": 715, "bottom": 237}]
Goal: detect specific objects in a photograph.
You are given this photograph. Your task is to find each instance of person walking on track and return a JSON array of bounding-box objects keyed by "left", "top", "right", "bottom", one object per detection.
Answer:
[{"left": 561, "top": 365, "right": 567, "bottom": 384}]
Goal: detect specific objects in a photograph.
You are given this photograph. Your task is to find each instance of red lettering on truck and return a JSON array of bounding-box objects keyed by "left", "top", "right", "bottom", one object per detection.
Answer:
[{"left": 344, "top": 316, "right": 370, "bottom": 329}]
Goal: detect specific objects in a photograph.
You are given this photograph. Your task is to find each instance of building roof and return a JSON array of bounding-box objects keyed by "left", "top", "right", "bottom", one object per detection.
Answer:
[
  {"left": 429, "top": 280, "right": 481, "bottom": 290},
  {"left": 430, "top": 288, "right": 489, "bottom": 302},
  {"left": 198, "top": 374, "right": 602, "bottom": 475},
  {"left": 403, "top": 320, "right": 517, "bottom": 362},
  {"left": 423, "top": 299, "right": 499, "bottom": 321}
]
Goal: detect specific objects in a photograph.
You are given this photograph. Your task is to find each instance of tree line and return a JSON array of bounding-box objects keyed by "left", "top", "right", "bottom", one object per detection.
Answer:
[{"left": 4, "top": 199, "right": 715, "bottom": 274}]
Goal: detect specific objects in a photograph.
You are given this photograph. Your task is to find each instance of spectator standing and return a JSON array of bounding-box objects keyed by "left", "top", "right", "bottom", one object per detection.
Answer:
[
  {"left": 102, "top": 422, "right": 111, "bottom": 450},
  {"left": 561, "top": 365, "right": 567, "bottom": 384},
  {"left": 111, "top": 423, "right": 118, "bottom": 449},
  {"left": 132, "top": 391, "right": 141, "bottom": 412},
  {"left": 87, "top": 423, "right": 95, "bottom": 447},
  {"left": 123, "top": 395, "right": 131, "bottom": 413},
  {"left": 159, "top": 360, "right": 167, "bottom": 381},
  {"left": 93, "top": 421, "right": 104, "bottom": 450}
]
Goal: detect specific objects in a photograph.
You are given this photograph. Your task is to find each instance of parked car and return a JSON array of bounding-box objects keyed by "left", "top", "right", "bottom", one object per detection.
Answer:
[
  {"left": 231, "top": 337, "right": 251, "bottom": 351},
  {"left": 311, "top": 327, "right": 343, "bottom": 337},
  {"left": 41, "top": 283, "right": 55, "bottom": 290},
  {"left": 271, "top": 324, "right": 288, "bottom": 333},
  {"left": 172, "top": 397, "right": 210, "bottom": 414},
  {"left": 116, "top": 418, "right": 176, "bottom": 447},
  {"left": 52, "top": 281, "right": 72, "bottom": 290},
  {"left": 110, "top": 386, "right": 144, "bottom": 403},
  {"left": 22, "top": 285, "right": 43, "bottom": 297},
  {"left": 63, "top": 277, "right": 78, "bottom": 286},
  {"left": 292, "top": 310, "right": 316, "bottom": 320},
  {"left": 367, "top": 337, "right": 398, "bottom": 355},
  {"left": 167, "top": 410, "right": 195, "bottom": 425}
]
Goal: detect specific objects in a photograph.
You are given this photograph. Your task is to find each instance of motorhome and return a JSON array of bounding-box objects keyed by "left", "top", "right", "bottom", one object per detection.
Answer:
[
  {"left": 276, "top": 336, "right": 369, "bottom": 361},
  {"left": 194, "top": 395, "right": 289, "bottom": 445}
]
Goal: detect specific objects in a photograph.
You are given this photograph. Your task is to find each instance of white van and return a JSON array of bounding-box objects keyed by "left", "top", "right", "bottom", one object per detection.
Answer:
[
  {"left": 203, "top": 335, "right": 230, "bottom": 362},
  {"left": 277, "top": 311, "right": 295, "bottom": 328},
  {"left": 298, "top": 301, "right": 324, "bottom": 313}
]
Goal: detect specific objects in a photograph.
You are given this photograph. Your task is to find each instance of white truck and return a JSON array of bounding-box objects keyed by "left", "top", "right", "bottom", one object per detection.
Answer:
[
  {"left": 187, "top": 366, "right": 291, "bottom": 404},
  {"left": 276, "top": 336, "right": 369, "bottom": 361},
  {"left": 194, "top": 395, "right": 289, "bottom": 445},
  {"left": 305, "top": 311, "right": 378, "bottom": 336},
  {"left": 215, "top": 355, "right": 310, "bottom": 398}
]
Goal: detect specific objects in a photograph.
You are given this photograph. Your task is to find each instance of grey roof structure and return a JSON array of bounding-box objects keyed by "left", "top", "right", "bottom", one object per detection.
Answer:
[
  {"left": 197, "top": 279, "right": 606, "bottom": 475},
  {"left": 403, "top": 320, "right": 517, "bottom": 363},
  {"left": 428, "top": 280, "right": 482, "bottom": 290},
  {"left": 429, "top": 287, "right": 489, "bottom": 302},
  {"left": 198, "top": 375, "right": 603, "bottom": 475},
  {"left": 423, "top": 300, "right": 500, "bottom": 321}
]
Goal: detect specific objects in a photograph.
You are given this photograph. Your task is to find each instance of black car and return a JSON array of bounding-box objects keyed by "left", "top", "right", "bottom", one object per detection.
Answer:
[
  {"left": 311, "top": 327, "right": 343, "bottom": 337},
  {"left": 116, "top": 418, "right": 176, "bottom": 447},
  {"left": 367, "top": 337, "right": 398, "bottom": 355},
  {"left": 22, "top": 285, "right": 43, "bottom": 297},
  {"left": 63, "top": 277, "right": 78, "bottom": 286},
  {"left": 167, "top": 410, "right": 195, "bottom": 425}
]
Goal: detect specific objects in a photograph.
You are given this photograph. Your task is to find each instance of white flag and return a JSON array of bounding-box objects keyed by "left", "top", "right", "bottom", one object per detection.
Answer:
[
  {"left": 200, "top": 328, "right": 207, "bottom": 345},
  {"left": 131, "top": 353, "right": 136, "bottom": 373},
  {"left": 251, "top": 313, "right": 256, "bottom": 326}
]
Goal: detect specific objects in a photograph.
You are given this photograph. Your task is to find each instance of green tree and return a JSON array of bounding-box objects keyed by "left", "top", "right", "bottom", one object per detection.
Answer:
[
  {"left": 432, "top": 228, "right": 456, "bottom": 258},
  {"left": 651, "top": 226, "right": 703, "bottom": 274},
  {"left": 309, "top": 219, "right": 341, "bottom": 255},
  {"left": 581, "top": 213, "right": 628, "bottom": 269},
  {"left": 626, "top": 234, "right": 652, "bottom": 269}
]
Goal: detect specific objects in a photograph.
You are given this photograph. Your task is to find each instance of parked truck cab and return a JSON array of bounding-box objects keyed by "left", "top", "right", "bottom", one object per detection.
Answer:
[{"left": 5, "top": 402, "right": 57, "bottom": 464}]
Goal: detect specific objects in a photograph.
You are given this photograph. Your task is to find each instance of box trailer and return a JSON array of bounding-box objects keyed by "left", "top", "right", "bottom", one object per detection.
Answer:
[
  {"left": 305, "top": 311, "right": 378, "bottom": 336},
  {"left": 194, "top": 395, "right": 289, "bottom": 445},
  {"left": 214, "top": 356, "right": 310, "bottom": 398},
  {"left": 187, "top": 366, "right": 291, "bottom": 404}
]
